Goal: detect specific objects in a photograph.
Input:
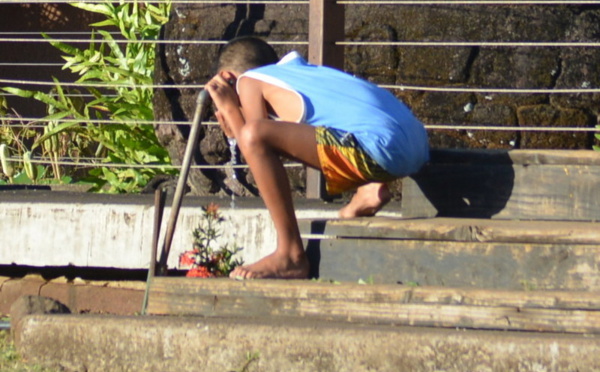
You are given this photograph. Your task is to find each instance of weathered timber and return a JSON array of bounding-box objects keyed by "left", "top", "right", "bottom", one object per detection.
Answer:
[
  {"left": 300, "top": 217, "right": 600, "bottom": 245},
  {"left": 299, "top": 217, "right": 600, "bottom": 289},
  {"left": 308, "top": 239, "right": 600, "bottom": 290},
  {"left": 402, "top": 149, "right": 600, "bottom": 221},
  {"left": 147, "top": 278, "right": 600, "bottom": 334}
]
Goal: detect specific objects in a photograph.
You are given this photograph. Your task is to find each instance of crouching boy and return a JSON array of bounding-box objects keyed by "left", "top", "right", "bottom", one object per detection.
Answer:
[{"left": 205, "top": 36, "right": 429, "bottom": 279}]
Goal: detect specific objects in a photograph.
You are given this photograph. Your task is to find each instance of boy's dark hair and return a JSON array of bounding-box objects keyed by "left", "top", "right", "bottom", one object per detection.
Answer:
[{"left": 217, "top": 36, "right": 279, "bottom": 73}]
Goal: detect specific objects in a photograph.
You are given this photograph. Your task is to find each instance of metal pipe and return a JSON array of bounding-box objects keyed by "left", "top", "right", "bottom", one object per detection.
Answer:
[{"left": 157, "top": 89, "right": 211, "bottom": 275}]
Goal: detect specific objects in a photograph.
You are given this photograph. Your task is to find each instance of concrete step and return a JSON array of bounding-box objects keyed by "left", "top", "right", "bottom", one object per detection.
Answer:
[
  {"left": 13, "top": 312, "right": 600, "bottom": 372},
  {"left": 299, "top": 217, "right": 600, "bottom": 290}
]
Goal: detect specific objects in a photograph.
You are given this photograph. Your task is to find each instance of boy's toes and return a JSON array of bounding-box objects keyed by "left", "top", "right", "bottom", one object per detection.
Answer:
[{"left": 229, "top": 266, "right": 255, "bottom": 280}]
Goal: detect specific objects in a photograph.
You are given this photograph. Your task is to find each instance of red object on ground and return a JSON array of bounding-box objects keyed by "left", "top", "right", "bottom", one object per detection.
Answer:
[{"left": 186, "top": 266, "right": 214, "bottom": 278}]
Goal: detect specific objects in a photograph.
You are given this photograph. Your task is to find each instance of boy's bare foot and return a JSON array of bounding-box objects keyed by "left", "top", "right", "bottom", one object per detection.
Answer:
[
  {"left": 338, "top": 182, "right": 392, "bottom": 218},
  {"left": 229, "top": 251, "right": 310, "bottom": 280}
]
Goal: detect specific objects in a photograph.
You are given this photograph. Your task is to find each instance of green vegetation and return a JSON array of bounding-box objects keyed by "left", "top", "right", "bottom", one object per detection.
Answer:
[
  {"left": 180, "top": 203, "right": 244, "bottom": 278},
  {"left": 594, "top": 125, "right": 600, "bottom": 152},
  {"left": 1, "top": 1, "right": 174, "bottom": 192}
]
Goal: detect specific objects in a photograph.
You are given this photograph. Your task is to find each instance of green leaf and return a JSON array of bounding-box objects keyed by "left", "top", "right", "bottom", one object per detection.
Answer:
[
  {"left": 2, "top": 87, "right": 35, "bottom": 98},
  {"left": 90, "top": 19, "right": 118, "bottom": 28},
  {"left": 32, "top": 119, "right": 81, "bottom": 150},
  {"left": 42, "top": 33, "right": 80, "bottom": 56},
  {"left": 13, "top": 171, "right": 32, "bottom": 184},
  {"left": 70, "top": 2, "right": 114, "bottom": 17}
]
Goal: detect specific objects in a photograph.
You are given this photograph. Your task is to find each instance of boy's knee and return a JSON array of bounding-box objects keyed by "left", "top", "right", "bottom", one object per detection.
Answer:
[{"left": 237, "top": 119, "right": 266, "bottom": 148}]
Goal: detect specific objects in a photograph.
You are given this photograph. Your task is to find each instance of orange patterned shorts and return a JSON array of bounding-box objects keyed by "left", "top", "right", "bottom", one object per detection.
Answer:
[{"left": 315, "top": 126, "right": 396, "bottom": 195}]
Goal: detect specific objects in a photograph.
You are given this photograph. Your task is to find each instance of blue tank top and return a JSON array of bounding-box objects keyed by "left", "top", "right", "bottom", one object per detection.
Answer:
[{"left": 240, "top": 52, "right": 429, "bottom": 177}]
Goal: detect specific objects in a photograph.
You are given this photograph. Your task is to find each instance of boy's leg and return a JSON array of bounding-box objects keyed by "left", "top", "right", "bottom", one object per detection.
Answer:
[
  {"left": 338, "top": 182, "right": 392, "bottom": 218},
  {"left": 230, "top": 119, "right": 321, "bottom": 279}
]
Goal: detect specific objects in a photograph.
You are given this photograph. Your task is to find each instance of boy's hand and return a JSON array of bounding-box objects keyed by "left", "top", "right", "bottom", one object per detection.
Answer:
[
  {"left": 206, "top": 74, "right": 239, "bottom": 114},
  {"left": 206, "top": 73, "right": 241, "bottom": 138}
]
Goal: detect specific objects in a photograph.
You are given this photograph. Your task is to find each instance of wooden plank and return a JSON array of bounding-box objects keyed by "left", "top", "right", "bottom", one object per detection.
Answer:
[
  {"left": 508, "top": 149, "right": 600, "bottom": 166},
  {"left": 309, "top": 239, "right": 600, "bottom": 290},
  {"left": 148, "top": 278, "right": 600, "bottom": 309},
  {"left": 306, "top": 0, "right": 344, "bottom": 199},
  {"left": 147, "top": 278, "right": 600, "bottom": 334},
  {"left": 299, "top": 217, "right": 600, "bottom": 245},
  {"left": 402, "top": 163, "right": 600, "bottom": 221},
  {"left": 428, "top": 149, "right": 600, "bottom": 166}
]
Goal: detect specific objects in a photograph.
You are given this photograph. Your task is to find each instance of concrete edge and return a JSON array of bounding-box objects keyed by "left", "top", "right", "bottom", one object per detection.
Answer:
[
  {"left": 1, "top": 191, "right": 392, "bottom": 269},
  {"left": 14, "top": 313, "right": 600, "bottom": 372}
]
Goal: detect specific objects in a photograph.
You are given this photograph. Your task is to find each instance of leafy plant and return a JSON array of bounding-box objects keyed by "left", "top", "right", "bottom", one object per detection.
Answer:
[
  {"left": 594, "top": 125, "right": 600, "bottom": 152},
  {"left": 179, "top": 203, "right": 244, "bottom": 278},
  {"left": 2, "top": 0, "right": 174, "bottom": 192}
]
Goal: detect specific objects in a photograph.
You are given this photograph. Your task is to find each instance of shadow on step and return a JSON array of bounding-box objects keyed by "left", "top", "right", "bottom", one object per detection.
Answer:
[{"left": 406, "top": 149, "right": 515, "bottom": 218}]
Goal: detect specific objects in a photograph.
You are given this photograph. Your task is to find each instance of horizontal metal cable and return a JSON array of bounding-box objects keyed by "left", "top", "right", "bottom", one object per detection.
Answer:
[
  {"left": 0, "top": 37, "right": 308, "bottom": 45},
  {"left": 1, "top": 0, "right": 309, "bottom": 4},
  {"left": 339, "top": 0, "right": 600, "bottom": 4},
  {"left": 337, "top": 41, "right": 600, "bottom": 47},
  {"left": 2, "top": 78, "right": 598, "bottom": 93},
  {"left": 0, "top": 78, "right": 205, "bottom": 89},
  {"left": 3, "top": 37, "right": 598, "bottom": 48},
  {"left": 5, "top": 156, "right": 304, "bottom": 170},
  {"left": 0, "top": 116, "right": 220, "bottom": 126},
  {"left": 3, "top": 0, "right": 599, "bottom": 4},
  {"left": 0, "top": 92, "right": 121, "bottom": 99},
  {"left": 0, "top": 63, "right": 65, "bottom": 67},
  {"left": 0, "top": 32, "right": 120, "bottom": 35},
  {"left": 2, "top": 116, "right": 598, "bottom": 132},
  {"left": 382, "top": 84, "right": 600, "bottom": 94},
  {"left": 425, "top": 125, "right": 600, "bottom": 132}
]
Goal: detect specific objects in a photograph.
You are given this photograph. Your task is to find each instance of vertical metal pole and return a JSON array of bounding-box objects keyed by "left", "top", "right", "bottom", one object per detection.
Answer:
[{"left": 307, "top": 0, "right": 345, "bottom": 199}]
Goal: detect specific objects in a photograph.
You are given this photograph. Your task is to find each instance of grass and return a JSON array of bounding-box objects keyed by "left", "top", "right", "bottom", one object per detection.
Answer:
[{"left": 0, "top": 330, "right": 58, "bottom": 372}]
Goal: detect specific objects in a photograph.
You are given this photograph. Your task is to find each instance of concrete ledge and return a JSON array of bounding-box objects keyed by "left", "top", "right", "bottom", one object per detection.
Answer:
[
  {"left": 0, "top": 190, "right": 349, "bottom": 269},
  {"left": 14, "top": 313, "right": 600, "bottom": 372}
]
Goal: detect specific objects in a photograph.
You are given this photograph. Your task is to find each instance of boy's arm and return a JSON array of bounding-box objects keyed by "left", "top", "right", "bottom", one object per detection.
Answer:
[
  {"left": 206, "top": 74, "right": 269, "bottom": 139},
  {"left": 236, "top": 77, "right": 270, "bottom": 128},
  {"left": 205, "top": 74, "right": 245, "bottom": 139}
]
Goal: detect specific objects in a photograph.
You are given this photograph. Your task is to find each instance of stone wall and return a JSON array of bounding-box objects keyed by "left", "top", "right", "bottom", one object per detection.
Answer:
[{"left": 153, "top": 3, "right": 600, "bottom": 196}]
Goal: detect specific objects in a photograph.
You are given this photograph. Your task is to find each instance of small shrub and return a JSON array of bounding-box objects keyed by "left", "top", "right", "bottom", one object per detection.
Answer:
[{"left": 179, "top": 203, "right": 244, "bottom": 278}]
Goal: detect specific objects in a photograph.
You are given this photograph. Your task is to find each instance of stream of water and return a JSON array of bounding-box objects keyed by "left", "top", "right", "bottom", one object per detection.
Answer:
[{"left": 228, "top": 138, "right": 238, "bottom": 209}]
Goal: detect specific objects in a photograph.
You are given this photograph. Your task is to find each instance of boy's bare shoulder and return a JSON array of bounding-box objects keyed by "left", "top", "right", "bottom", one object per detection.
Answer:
[{"left": 239, "top": 77, "right": 303, "bottom": 122}]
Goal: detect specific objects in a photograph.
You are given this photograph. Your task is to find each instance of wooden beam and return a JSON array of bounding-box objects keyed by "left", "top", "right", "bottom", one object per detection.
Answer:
[
  {"left": 147, "top": 278, "right": 600, "bottom": 334},
  {"left": 308, "top": 0, "right": 345, "bottom": 67},
  {"left": 402, "top": 149, "right": 600, "bottom": 221},
  {"left": 299, "top": 217, "right": 600, "bottom": 245},
  {"left": 306, "top": 0, "right": 345, "bottom": 199}
]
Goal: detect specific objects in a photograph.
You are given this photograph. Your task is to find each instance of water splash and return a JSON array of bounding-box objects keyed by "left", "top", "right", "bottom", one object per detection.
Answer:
[{"left": 228, "top": 137, "right": 238, "bottom": 209}]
